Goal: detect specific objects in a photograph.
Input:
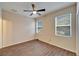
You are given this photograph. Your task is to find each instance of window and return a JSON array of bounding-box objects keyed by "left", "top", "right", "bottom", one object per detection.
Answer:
[
  {"left": 55, "top": 13, "right": 72, "bottom": 37},
  {"left": 36, "top": 20, "right": 43, "bottom": 33}
]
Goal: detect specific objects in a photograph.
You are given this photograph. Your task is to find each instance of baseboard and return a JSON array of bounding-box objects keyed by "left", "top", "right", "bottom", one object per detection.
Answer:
[
  {"left": 37, "top": 39, "right": 76, "bottom": 55},
  {"left": 0, "top": 39, "right": 76, "bottom": 55},
  {"left": 0, "top": 39, "right": 37, "bottom": 50}
]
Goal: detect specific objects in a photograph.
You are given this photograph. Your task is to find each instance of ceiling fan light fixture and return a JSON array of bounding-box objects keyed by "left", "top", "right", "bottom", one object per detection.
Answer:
[
  {"left": 33, "top": 11, "right": 37, "bottom": 14},
  {"left": 24, "top": 4, "right": 45, "bottom": 16}
]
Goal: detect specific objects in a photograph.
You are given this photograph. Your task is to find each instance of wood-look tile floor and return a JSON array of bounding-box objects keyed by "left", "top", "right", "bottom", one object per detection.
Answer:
[{"left": 0, "top": 40, "right": 76, "bottom": 56}]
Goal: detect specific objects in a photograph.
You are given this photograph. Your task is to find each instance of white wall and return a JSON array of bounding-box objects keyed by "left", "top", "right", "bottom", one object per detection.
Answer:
[
  {"left": 0, "top": 8, "right": 2, "bottom": 48},
  {"left": 2, "top": 10, "right": 35, "bottom": 47}
]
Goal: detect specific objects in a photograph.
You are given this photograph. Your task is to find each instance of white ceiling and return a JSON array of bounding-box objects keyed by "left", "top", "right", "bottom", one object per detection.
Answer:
[{"left": 0, "top": 2, "right": 75, "bottom": 18}]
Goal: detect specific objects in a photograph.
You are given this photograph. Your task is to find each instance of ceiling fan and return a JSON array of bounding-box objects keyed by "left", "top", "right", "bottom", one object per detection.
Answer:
[{"left": 24, "top": 4, "right": 45, "bottom": 16}]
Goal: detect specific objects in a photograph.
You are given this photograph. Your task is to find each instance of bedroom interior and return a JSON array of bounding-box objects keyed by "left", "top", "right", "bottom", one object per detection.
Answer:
[{"left": 0, "top": 2, "right": 79, "bottom": 56}]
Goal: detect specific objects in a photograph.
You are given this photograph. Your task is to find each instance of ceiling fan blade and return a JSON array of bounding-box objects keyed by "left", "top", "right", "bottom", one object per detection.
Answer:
[
  {"left": 32, "top": 4, "right": 35, "bottom": 11},
  {"left": 37, "top": 13, "right": 41, "bottom": 15},
  {"left": 24, "top": 10, "right": 33, "bottom": 12},
  {"left": 29, "top": 13, "right": 33, "bottom": 16},
  {"left": 37, "top": 9, "right": 45, "bottom": 12}
]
